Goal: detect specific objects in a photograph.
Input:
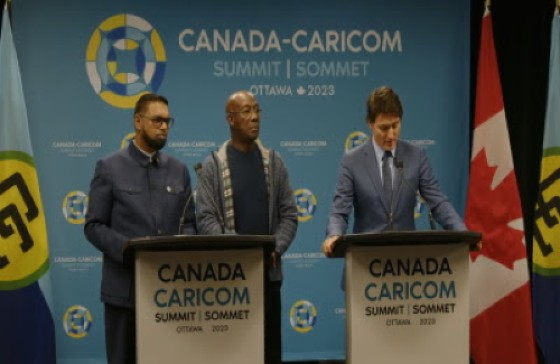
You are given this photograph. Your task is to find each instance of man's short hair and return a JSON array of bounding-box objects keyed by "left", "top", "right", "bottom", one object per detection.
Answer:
[
  {"left": 366, "top": 86, "right": 403, "bottom": 123},
  {"left": 134, "top": 93, "right": 169, "bottom": 115}
]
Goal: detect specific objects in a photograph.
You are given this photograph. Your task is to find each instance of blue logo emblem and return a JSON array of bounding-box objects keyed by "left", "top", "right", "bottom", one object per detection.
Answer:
[
  {"left": 120, "top": 132, "right": 135, "bottom": 149},
  {"left": 290, "top": 300, "right": 318, "bottom": 333},
  {"left": 345, "top": 131, "right": 369, "bottom": 152},
  {"left": 86, "top": 14, "right": 167, "bottom": 109},
  {"left": 294, "top": 188, "right": 317, "bottom": 222},
  {"left": 63, "top": 305, "right": 93, "bottom": 338},
  {"left": 62, "top": 191, "right": 89, "bottom": 224}
]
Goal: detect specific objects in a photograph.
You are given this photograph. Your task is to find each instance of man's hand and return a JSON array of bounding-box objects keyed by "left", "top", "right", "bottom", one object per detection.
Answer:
[{"left": 322, "top": 235, "right": 341, "bottom": 257}]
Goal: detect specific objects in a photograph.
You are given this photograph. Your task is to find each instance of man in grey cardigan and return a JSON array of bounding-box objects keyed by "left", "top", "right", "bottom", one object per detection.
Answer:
[{"left": 195, "top": 90, "right": 297, "bottom": 364}]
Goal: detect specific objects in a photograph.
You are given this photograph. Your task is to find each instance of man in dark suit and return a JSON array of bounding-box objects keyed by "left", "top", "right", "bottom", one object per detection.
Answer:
[
  {"left": 84, "top": 93, "right": 196, "bottom": 363},
  {"left": 323, "top": 86, "right": 466, "bottom": 256}
]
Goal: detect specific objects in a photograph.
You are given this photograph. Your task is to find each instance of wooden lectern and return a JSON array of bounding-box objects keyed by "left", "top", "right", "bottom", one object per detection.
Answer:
[
  {"left": 123, "top": 235, "right": 275, "bottom": 364},
  {"left": 332, "top": 231, "right": 481, "bottom": 364}
]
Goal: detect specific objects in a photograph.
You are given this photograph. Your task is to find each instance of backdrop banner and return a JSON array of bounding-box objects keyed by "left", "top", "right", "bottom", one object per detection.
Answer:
[{"left": 10, "top": 0, "right": 470, "bottom": 361}]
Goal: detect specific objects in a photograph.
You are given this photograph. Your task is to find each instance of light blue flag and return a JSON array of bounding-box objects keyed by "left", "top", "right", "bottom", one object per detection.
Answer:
[
  {"left": 0, "top": 4, "right": 56, "bottom": 363},
  {"left": 532, "top": 7, "right": 560, "bottom": 364}
]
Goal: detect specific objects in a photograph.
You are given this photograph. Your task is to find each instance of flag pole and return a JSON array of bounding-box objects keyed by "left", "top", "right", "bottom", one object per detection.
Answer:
[
  {"left": 3, "top": 0, "right": 11, "bottom": 19},
  {"left": 484, "top": 0, "right": 490, "bottom": 15}
]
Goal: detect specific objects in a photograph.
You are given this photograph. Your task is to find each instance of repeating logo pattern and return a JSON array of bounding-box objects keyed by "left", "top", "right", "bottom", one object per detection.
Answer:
[
  {"left": 86, "top": 14, "right": 167, "bottom": 109},
  {"left": 120, "top": 132, "right": 135, "bottom": 149},
  {"left": 63, "top": 305, "right": 93, "bottom": 338},
  {"left": 294, "top": 188, "right": 317, "bottom": 222},
  {"left": 289, "top": 300, "right": 318, "bottom": 333},
  {"left": 414, "top": 194, "right": 426, "bottom": 219},
  {"left": 62, "top": 191, "right": 89, "bottom": 224},
  {"left": 344, "top": 131, "right": 369, "bottom": 152}
]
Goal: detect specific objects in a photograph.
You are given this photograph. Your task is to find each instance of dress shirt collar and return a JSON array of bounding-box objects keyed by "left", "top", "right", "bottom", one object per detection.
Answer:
[
  {"left": 371, "top": 139, "right": 397, "bottom": 164},
  {"left": 130, "top": 140, "right": 159, "bottom": 167}
]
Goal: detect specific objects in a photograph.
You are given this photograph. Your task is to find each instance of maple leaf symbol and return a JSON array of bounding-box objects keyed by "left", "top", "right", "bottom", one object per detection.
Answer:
[{"left": 466, "top": 148, "right": 526, "bottom": 269}]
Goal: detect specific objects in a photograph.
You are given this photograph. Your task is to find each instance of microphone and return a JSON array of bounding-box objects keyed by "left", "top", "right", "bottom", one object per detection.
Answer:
[
  {"left": 394, "top": 160, "right": 437, "bottom": 230},
  {"left": 177, "top": 163, "right": 201, "bottom": 234},
  {"left": 177, "top": 191, "right": 195, "bottom": 234}
]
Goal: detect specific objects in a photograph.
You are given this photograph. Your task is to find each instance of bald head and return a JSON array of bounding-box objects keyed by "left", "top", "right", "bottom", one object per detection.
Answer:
[
  {"left": 225, "top": 90, "right": 261, "bottom": 151},
  {"left": 226, "top": 91, "right": 255, "bottom": 113}
]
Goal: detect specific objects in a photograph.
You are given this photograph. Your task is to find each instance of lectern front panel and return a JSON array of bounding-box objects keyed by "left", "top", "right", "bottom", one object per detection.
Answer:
[
  {"left": 346, "top": 243, "right": 469, "bottom": 364},
  {"left": 135, "top": 249, "right": 264, "bottom": 364}
]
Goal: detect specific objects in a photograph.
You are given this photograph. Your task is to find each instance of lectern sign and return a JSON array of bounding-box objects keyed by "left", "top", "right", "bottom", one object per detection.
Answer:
[
  {"left": 346, "top": 243, "right": 469, "bottom": 364},
  {"left": 135, "top": 249, "right": 264, "bottom": 364}
]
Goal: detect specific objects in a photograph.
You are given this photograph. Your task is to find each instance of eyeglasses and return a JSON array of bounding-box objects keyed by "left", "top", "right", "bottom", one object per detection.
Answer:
[
  {"left": 228, "top": 107, "right": 262, "bottom": 118},
  {"left": 140, "top": 115, "right": 174, "bottom": 128}
]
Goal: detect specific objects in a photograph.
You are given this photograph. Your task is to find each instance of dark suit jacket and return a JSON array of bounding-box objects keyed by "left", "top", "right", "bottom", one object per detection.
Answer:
[
  {"left": 84, "top": 142, "right": 196, "bottom": 308},
  {"left": 327, "top": 140, "right": 466, "bottom": 235}
]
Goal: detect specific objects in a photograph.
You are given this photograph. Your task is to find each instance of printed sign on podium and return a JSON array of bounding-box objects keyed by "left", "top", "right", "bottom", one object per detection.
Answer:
[
  {"left": 333, "top": 231, "right": 480, "bottom": 364},
  {"left": 124, "top": 235, "right": 275, "bottom": 364}
]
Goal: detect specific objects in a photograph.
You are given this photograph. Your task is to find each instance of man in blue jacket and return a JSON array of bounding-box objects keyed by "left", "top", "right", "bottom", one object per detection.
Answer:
[
  {"left": 323, "top": 86, "right": 466, "bottom": 256},
  {"left": 84, "top": 93, "right": 196, "bottom": 363},
  {"left": 195, "top": 90, "right": 297, "bottom": 364}
]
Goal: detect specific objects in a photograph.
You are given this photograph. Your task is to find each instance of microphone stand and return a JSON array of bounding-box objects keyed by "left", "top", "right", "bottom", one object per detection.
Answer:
[
  {"left": 193, "top": 158, "right": 228, "bottom": 234},
  {"left": 177, "top": 163, "right": 202, "bottom": 234}
]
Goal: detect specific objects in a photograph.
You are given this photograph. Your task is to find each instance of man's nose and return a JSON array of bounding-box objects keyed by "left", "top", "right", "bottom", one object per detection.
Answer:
[{"left": 250, "top": 112, "right": 260, "bottom": 121}]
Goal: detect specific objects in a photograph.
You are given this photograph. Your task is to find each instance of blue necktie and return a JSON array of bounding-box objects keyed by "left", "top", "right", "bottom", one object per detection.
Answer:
[{"left": 382, "top": 150, "right": 393, "bottom": 204}]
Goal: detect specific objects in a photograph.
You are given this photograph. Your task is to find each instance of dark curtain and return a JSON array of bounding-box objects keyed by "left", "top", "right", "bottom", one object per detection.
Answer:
[{"left": 471, "top": 0, "right": 554, "bottom": 261}]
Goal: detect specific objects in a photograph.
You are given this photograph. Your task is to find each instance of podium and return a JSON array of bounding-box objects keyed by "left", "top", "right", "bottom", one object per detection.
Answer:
[
  {"left": 332, "top": 231, "right": 481, "bottom": 364},
  {"left": 124, "top": 235, "right": 275, "bottom": 364}
]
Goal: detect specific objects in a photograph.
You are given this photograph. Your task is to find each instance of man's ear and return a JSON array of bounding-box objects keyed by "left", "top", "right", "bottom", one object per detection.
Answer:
[{"left": 133, "top": 114, "right": 142, "bottom": 130}]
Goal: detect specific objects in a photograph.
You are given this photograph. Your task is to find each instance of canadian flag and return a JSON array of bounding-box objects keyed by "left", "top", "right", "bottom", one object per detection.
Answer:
[{"left": 466, "top": 6, "right": 537, "bottom": 364}]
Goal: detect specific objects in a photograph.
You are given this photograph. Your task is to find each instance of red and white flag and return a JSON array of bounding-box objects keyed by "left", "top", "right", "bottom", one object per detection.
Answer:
[{"left": 466, "top": 6, "right": 537, "bottom": 364}]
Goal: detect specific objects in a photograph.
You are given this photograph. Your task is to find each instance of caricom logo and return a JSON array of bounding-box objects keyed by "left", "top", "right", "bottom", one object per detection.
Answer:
[
  {"left": 344, "top": 131, "right": 369, "bottom": 152},
  {"left": 289, "top": 300, "right": 317, "bottom": 333},
  {"left": 86, "top": 14, "right": 167, "bottom": 109},
  {"left": 120, "top": 132, "right": 135, "bottom": 149},
  {"left": 414, "top": 194, "right": 426, "bottom": 219},
  {"left": 294, "top": 188, "right": 317, "bottom": 222},
  {"left": 62, "top": 191, "right": 89, "bottom": 224},
  {"left": 533, "top": 154, "right": 560, "bottom": 268},
  {"left": 0, "top": 152, "right": 50, "bottom": 290},
  {"left": 63, "top": 305, "right": 93, "bottom": 339}
]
